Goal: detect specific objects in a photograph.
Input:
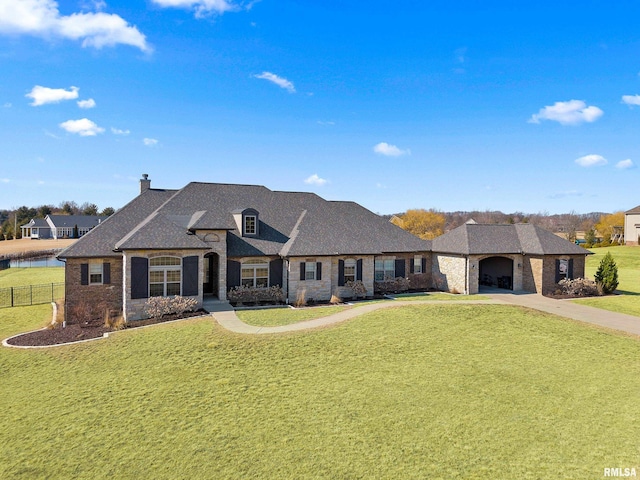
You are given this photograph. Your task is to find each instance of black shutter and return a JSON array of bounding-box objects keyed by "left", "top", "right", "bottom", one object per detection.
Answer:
[
  {"left": 356, "top": 259, "right": 363, "bottom": 281},
  {"left": 80, "top": 263, "right": 88, "bottom": 285},
  {"left": 410, "top": 258, "right": 415, "bottom": 274},
  {"left": 316, "top": 262, "right": 322, "bottom": 281},
  {"left": 227, "top": 260, "right": 241, "bottom": 288},
  {"left": 568, "top": 259, "right": 574, "bottom": 279},
  {"left": 300, "top": 262, "right": 306, "bottom": 281},
  {"left": 395, "top": 259, "right": 405, "bottom": 278},
  {"left": 182, "top": 256, "right": 199, "bottom": 296},
  {"left": 103, "top": 262, "right": 111, "bottom": 285},
  {"left": 131, "top": 257, "right": 149, "bottom": 299},
  {"left": 269, "top": 258, "right": 283, "bottom": 287},
  {"left": 421, "top": 257, "right": 427, "bottom": 274},
  {"left": 555, "top": 259, "right": 561, "bottom": 283},
  {"left": 338, "top": 260, "right": 345, "bottom": 286}
]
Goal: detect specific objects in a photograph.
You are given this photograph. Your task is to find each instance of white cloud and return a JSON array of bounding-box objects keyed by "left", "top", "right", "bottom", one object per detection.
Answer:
[
  {"left": 152, "top": 0, "right": 238, "bottom": 18},
  {"left": 317, "top": 120, "right": 335, "bottom": 126},
  {"left": 253, "top": 72, "right": 295, "bottom": 93},
  {"left": 77, "top": 98, "right": 96, "bottom": 109},
  {"left": 529, "top": 100, "right": 603, "bottom": 125},
  {"left": 548, "top": 190, "right": 584, "bottom": 199},
  {"left": 0, "top": 0, "right": 150, "bottom": 52},
  {"left": 622, "top": 95, "right": 640, "bottom": 106},
  {"left": 111, "top": 127, "right": 130, "bottom": 135},
  {"left": 59, "top": 118, "right": 104, "bottom": 136},
  {"left": 26, "top": 85, "right": 78, "bottom": 106},
  {"left": 143, "top": 137, "right": 158, "bottom": 146},
  {"left": 304, "top": 174, "right": 327, "bottom": 186},
  {"left": 3, "top": 102, "right": 11, "bottom": 108},
  {"left": 0, "top": 178, "right": 10, "bottom": 183},
  {"left": 616, "top": 159, "right": 635, "bottom": 169},
  {"left": 373, "top": 142, "right": 410, "bottom": 157},
  {"left": 575, "top": 154, "right": 607, "bottom": 167}
]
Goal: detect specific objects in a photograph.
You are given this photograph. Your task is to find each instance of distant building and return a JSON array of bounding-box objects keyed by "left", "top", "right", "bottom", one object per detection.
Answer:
[
  {"left": 21, "top": 215, "right": 108, "bottom": 240},
  {"left": 624, "top": 205, "right": 640, "bottom": 245}
]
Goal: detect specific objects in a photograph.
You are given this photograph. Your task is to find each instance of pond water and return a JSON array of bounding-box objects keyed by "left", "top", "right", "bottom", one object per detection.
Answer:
[{"left": 9, "top": 256, "right": 65, "bottom": 268}]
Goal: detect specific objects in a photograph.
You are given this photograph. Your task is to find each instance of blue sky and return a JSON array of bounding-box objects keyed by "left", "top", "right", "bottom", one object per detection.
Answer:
[{"left": 1, "top": 0, "right": 639, "bottom": 215}]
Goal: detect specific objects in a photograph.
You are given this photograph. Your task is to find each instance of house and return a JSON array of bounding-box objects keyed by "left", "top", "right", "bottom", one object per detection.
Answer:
[
  {"left": 431, "top": 221, "right": 590, "bottom": 295},
  {"left": 21, "top": 215, "right": 107, "bottom": 240},
  {"left": 624, "top": 205, "right": 640, "bottom": 245},
  {"left": 58, "top": 176, "right": 590, "bottom": 323},
  {"left": 58, "top": 176, "right": 430, "bottom": 321}
]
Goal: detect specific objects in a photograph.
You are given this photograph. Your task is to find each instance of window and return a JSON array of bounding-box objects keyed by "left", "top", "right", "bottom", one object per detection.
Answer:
[
  {"left": 305, "top": 262, "right": 317, "bottom": 280},
  {"left": 149, "top": 256, "right": 181, "bottom": 297},
  {"left": 375, "top": 259, "right": 395, "bottom": 281},
  {"left": 89, "top": 263, "right": 103, "bottom": 285},
  {"left": 244, "top": 215, "right": 257, "bottom": 235},
  {"left": 558, "top": 259, "right": 569, "bottom": 280},
  {"left": 241, "top": 260, "right": 269, "bottom": 288},
  {"left": 344, "top": 259, "right": 356, "bottom": 283},
  {"left": 414, "top": 255, "right": 423, "bottom": 274}
]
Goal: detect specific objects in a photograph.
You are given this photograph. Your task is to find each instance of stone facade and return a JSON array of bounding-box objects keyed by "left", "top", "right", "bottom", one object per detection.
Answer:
[
  {"left": 522, "top": 256, "right": 544, "bottom": 293},
  {"left": 432, "top": 254, "right": 467, "bottom": 294},
  {"left": 64, "top": 257, "right": 123, "bottom": 323},
  {"left": 195, "top": 230, "right": 228, "bottom": 300},
  {"left": 288, "top": 256, "right": 334, "bottom": 304}
]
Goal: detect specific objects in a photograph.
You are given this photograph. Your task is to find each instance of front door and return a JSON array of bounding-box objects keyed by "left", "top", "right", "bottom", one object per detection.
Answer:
[{"left": 203, "top": 253, "right": 219, "bottom": 297}]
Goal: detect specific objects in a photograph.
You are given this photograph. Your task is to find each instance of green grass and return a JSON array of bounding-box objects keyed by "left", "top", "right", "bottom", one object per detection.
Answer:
[
  {"left": 573, "top": 246, "right": 640, "bottom": 316},
  {"left": 393, "top": 292, "right": 490, "bottom": 301},
  {"left": 237, "top": 305, "right": 353, "bottom": 326},
  {"left": 2, "top": 302, "right": 640, "bottom": 479},
  {"left": 0, "top": 267, "right": 64, "bottom": 288}
]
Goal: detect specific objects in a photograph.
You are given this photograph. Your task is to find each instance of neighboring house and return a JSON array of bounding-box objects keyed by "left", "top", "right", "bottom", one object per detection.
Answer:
[
  {"left": 21, "top": 215, "right": 108, "bottom": 240},
  {"left": 58, "top": 177, "right": 430, "bottom": 322},
  {"left": 624, "top": 205, "right": 640, "bottom": 245},
  {"left": 58, "top": 176, "right": 591, "bottom": 323},
  {"left": 431, "top": 221, "right": 591, "bottom": 295}
]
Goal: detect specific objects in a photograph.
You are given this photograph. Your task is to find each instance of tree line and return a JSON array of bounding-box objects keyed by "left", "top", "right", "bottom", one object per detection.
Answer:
[
  {"left": 0, "top": 201, "right": 115, "bottom": 240},
  {"left": 388, "top": 208, "right": 625, "bottom": 245}
]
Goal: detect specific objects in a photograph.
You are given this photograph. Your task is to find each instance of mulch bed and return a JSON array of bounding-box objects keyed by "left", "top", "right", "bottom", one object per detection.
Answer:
[{"left": 6, "top": 310, "right": 208, "bottom": 347}]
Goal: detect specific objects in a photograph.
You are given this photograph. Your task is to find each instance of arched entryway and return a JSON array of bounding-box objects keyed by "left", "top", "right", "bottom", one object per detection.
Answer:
[
  {"left": 203, "top": 253, "right": 219, "bottom": 297},
  {"left": 479, "top": 256, "right": 514, "bottom": 290}
]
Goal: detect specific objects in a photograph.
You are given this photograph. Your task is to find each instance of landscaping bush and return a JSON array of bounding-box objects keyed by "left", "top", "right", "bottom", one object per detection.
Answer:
[
  {"left": 144, "top": 296, "right": 198, "bottom": 319},
  {"left": 374, "top": 277, "right": 410, "bottom": 295},
  {"left": 557, "top": 278, "right": 602, "bottom": 297},
  {"left": 595, "top": 252, "right": 619, "bottom": 294},
  {"left": 345, "top": 280, "right": 367, "bottom": 299},
  {"left": 227, "top": 285, "right": 285, "bottom": 305}
]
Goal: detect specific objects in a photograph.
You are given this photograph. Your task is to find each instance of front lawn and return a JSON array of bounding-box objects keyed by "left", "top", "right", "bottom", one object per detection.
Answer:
[
  {"left": 573, "top": 246, "right": 640, "bottom": 316},
  {"left": 0, "top": 267, "right": 64, "bottom": 288},
  {"left": 2, "top": 303, "right": 639, "bottom": 479}
]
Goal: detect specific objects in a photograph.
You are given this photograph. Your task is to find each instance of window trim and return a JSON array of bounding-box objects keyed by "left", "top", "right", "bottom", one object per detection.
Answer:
[
  {"left": 241, "top": 259, "right": 269, "bottom": 288},
  {"left": 375, "top": 258, "right": 395, "bottom": 282},
  {"left": 89, "top": 262, "right": 103, "bottom": 285},
  {"left": 244, "top": 215, "right": 257, "bottom": 236},
  {"left": 149, "top": 256, "right": 182, "bottom": 297},
  {"left": 413, "top": 255, "right": 423, "bottom": 274},
  {"left": 344, "top": 259, "right": 356, "bottom": 283}
]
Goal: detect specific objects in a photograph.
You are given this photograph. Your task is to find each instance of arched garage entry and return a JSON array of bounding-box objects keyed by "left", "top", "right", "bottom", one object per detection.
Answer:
[{"left": 479, "top": 256, "right": 513, "bottom": 290}]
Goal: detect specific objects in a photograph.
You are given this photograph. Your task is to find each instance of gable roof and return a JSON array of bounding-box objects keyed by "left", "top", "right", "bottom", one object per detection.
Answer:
[
  {"left": 46, "top": 215, "right": 109, "bottom": 229},
  {"left": 60, "top": 182, "right": 430, "bottom": 258},
  {"left": 58, "top": 188, "right": 177, "bottom": 258},
  {"left": 431, "top": 223, "right": 591, "bottom": 256},
  {"left": 625, "top": 205, "right": 640, "bottom": 215}
]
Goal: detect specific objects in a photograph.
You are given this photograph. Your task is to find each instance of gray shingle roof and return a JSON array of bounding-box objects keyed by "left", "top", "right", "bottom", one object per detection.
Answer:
[
  {"left": 46, "top": 215, "right": 109, "bottom": 229},
  {"left": 58, "top": 189, "right": 177, "bottom": 258},
  {"left": 625, "top": 205, "right": 640, "bottom": 214},
  {"left": 60, "top": 182, "right": 430, "bottom": 258},
  {"left": 431, "top": 223, "right": 591, "bottom": 256}
]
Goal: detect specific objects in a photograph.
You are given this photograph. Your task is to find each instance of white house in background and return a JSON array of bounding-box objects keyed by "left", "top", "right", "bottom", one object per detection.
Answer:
[
  {"left": 624, "top": 205, "right": 640, "bottom": 245},
  {"left": 21, "top": 215, "right": 108, "bottom": 240}
]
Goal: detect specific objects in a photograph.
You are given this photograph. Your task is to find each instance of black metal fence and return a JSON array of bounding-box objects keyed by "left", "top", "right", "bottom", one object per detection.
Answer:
[{"left": 0, "top": 282, "right": 64, "bottom": 308}]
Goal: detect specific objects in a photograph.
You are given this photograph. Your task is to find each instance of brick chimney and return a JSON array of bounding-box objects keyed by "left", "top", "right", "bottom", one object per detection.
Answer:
[{"left": 140, "top": 174, "right": 151, "bottom": 193}]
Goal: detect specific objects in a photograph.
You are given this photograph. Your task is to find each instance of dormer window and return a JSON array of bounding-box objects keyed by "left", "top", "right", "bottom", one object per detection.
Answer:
[{"left": 244, "top": 215, "right": 257, "bottom": 235}]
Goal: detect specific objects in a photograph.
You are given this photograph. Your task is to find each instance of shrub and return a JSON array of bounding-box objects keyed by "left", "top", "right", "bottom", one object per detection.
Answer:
[
  {"left": 557, "top": 278, "right": 602, "bottom": 297},
  {"left": 294, "top": 289, "right": 307, "bottom": 308},
  {"left": 345, "top": 280, "right": 367, "bottom": 298},
  {"left": 374, "top": 277, "right": 410, "bottom": 295},
  {"left": 330, "top": 293, "right": 342, "bottom": 304},
  {"left": 143, "top": 296, "right": 198, "bottom": 319},
  {"left": 595, "top": 252, "right": 619, "bottom": 294},
  {"left": 227, "top": 285, "right": 285, "bottom": 304}
]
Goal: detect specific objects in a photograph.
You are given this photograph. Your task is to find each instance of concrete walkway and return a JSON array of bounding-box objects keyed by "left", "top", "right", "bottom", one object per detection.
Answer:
[
  {"left": 487, "top": 291, "right": 640, "bottom": 336},
  {"left": 208, "top": 293, "right": 640, "bottom": 337}
]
